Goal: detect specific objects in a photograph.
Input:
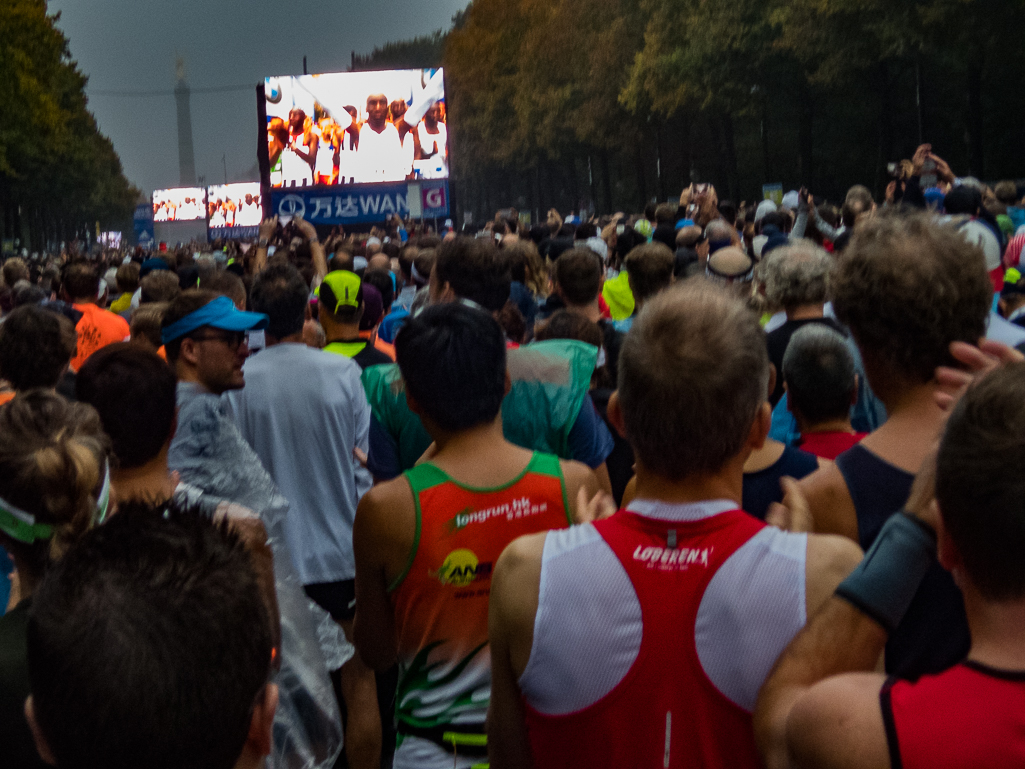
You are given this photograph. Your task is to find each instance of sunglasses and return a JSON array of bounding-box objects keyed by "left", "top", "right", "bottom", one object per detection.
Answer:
[{"left": 189, "top": 330, "right": 247, "bottom": 350}]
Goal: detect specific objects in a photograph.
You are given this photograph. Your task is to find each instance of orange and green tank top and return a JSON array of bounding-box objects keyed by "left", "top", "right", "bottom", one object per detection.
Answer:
[{"left": 390, "top": 452, "right": 572, "bottom": 735}]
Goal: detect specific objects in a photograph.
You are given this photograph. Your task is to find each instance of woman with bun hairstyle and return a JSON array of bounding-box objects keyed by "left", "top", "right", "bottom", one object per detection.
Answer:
[{"left": 0, "top": 391, "right": 110, "bottom": 769}]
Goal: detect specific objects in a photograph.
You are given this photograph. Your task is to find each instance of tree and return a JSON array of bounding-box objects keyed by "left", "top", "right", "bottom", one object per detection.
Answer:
[{"left": 0, "top": 0, "right": 138, "bottom": 249}]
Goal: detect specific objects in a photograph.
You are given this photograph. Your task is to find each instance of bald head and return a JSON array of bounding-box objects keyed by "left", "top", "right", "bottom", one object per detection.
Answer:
[
  {"left": 704, "top": 219, "right": 736, "bottom": 251},
  {"left": 676, "top": 226, "right": 704, "bottom": 249},
  {"left": 366, "top": 93, "right": 389, "bottom": 128},
  {"left": 368, "top": 255, "right": 391, "bottom": 272},
  {"left": 705, "top": 247, "right": 754, "bottom": 291}
]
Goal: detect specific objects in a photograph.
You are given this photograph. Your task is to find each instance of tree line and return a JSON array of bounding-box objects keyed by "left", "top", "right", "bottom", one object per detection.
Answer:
[
  {"left": 357, "top": 0, "right": 1025, "bottom": 218},
  {"left": 1, "top": 0, "right": 139, "bottom": 252}
]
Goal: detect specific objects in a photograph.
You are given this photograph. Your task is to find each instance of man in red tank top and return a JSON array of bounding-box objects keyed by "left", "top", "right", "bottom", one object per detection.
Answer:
[
  {"left": 488, "top": 283, "right": 862, "bottom": 769},
  {"left": 353, "top": 304, "right": 599, "bottom": 769},
  {"left": 756, "top": 354, "right": 1025, "bottom": 769}
]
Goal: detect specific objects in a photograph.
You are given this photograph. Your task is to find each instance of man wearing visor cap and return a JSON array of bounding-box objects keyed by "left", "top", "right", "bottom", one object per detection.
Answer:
[{"left": 161, "top": 291, "right": 269, "bottom": 395}]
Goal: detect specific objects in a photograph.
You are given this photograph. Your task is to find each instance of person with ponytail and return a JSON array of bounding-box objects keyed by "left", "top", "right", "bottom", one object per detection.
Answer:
[{"left": 0, "top": 390, "right": 110, "bottom": 769}]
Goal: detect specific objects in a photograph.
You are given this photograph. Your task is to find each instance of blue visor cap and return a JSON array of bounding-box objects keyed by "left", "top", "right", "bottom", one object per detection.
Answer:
[{"left": 161, "top": 296, "right": 269, "bottom": 344}]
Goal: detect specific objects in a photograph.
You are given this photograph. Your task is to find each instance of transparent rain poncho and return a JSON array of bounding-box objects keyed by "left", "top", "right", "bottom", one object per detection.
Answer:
[{"left": 170, "top": 383, "right": 350, "bottom": 769}]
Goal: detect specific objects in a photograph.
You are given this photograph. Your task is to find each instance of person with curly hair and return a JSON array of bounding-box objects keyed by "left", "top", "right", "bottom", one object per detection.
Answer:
[
  {"left": 760, "top": 241, "right": 843, "bottom": 406},
  {"left": 800, "top": 212, "right": 993, "bottom": 680}
]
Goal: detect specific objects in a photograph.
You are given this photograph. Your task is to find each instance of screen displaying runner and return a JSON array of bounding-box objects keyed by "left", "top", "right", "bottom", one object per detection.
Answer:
[
  {"left": 207, "top": 183, "right": 263, "bottom": 228},
  {"left": 263, "top": 68, "right": 448, "bottom": 189},
  {"left": 152, "top": 187, "right": 207, "bottom": 222}
]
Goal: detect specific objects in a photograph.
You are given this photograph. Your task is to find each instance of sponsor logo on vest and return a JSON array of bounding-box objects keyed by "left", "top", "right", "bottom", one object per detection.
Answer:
[
  {"left": 632, "top": 544, "right": 713, "bottom": 569},
  {"left": 432, "top": 549, "right": 494, "bottom": 587},
  {"left": 445, "top": 497, "right": 549, "bottom": 534}
]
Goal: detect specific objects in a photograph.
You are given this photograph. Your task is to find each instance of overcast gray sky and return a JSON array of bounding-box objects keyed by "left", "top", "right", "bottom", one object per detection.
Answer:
[{"left": 50, "top": 0, "right": 467, "bottom": 194}]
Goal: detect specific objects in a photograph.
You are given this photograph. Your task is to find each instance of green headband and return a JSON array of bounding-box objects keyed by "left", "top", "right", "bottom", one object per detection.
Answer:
[{"left": 0, "top": 464, "right": 111, "bottom": 545}]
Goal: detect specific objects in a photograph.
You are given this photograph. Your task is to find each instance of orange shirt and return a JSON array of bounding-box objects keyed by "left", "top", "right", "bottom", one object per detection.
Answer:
[
  {"left": 71, "top": 303, "right": 130, "bottom": 372},
  {"left": 0, "top": 391, "right": 15, "bottom": 406}
]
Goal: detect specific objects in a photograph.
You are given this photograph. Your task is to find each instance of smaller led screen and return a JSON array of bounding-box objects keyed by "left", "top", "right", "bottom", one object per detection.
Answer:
[
  {"left": 207, "top": 183, "right": 263, "bottom": 228},
  {"left": 152, "top": 187, "right": 207, "bottom": 222}
]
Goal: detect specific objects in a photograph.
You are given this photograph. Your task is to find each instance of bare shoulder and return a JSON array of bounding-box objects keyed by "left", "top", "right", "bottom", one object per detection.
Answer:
[
  {"left": 558, "top": 459, "right": 600, "bottom": 518},
  {"left": 558, "top": 458, "right": 598, "bottom": 489},
  {"left": 358, "top": 474, "right": 414, "bottom": 517},
  {"left": 495, "top": 531, "right": 548, "bottom": 580},
  {"left": 787, "top": 673, "right": 890, "bottom": 769},
  {"left": 804, "top": 533, "right": 863, "bottom": 617},
  {"left": 799, "top": 462, "right": 858, "bottom": 541},
  {"left": 492, "top": 532, "right": 548, "bottom": 677},
  {"left": 493, "top": 533, "right": 547, "bottom": 615},
  {"left": 354, "top": 475, "right": 416, "bottom": 571}
]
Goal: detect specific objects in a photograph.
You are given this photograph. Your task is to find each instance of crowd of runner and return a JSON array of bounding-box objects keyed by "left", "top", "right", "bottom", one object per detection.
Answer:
[{"left": 1, "top": 143, "right": 1025, "bottom": 769}]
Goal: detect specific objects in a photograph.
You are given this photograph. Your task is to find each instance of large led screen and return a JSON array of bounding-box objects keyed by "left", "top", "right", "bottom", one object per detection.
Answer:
[
  {"left": 263, "top": 68, "right": 447, "bottom": 189},
  {"left": 152, "top": 187, "right": 207, "bottom": 222},
  {"left": 207, "top": 183, "right": 263, "bottom": 228}
]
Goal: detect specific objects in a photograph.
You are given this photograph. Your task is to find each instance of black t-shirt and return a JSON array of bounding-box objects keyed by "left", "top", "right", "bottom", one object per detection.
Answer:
[
  {"left": 353, "top": 345, "right": 393, "bottom": 371},
  {"left": 765, "top": 317, "right": 846, "bottom": 406},
  {"left": 0, "top": 599, "right": 49, "bottom": 769},
  {"left": 598, "top": 319, "right": 624, "bottom": 387},
  {"left": 324, "top": 340, "right": 393, "bottom": 371}
]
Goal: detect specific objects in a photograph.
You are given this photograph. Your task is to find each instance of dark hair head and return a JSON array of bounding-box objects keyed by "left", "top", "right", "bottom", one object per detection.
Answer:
[
  {"left": 653, "top": 204, "right": 676, "bottom": 225},
  {"left": 115, "top": 262, "right": 141, "bottom": 294},
  {"left": 993, "top": 181, "right": 1019, "bottom": 205},
  {"left": 362, "top": 268, "right": 395, "bottom": 312},
  {"left": 129, "top": 302, "right": 169, "bottom": 349},
  {"left": 398, "top": 247, "right": 416, "bottom": 279},
  {"left": 201, "top": 270, "right": 247, "bottom": 310},
  {"left": 782, "top": 324, "right": 856, "bottom": 426},
  {"left": 575, "top": 222, "right": 598, "bottom": 240},
  {"left": 140, "top": 271, "right": 182, "bottom": 304},
  {"left": 62, "top": 262, "right": 99, "bottom": 301},
  {"left": 937, "top": 362, "right": 1025, "bottom": 601},
  {"left": 0, "top": 391, "right": 108, "bottom": 576},
  {"left": 534, "top": 309, "right": 603, "bottom": 348},
  {"left": 434, "top": 237, "right": 511, "bottom": 312},
  {"left": 759, "top": 211, "right": 790, "bottom": 234},
  {"left": 717, "top": 200, "right": 738, "bottom": 226},
  {"left": 250, "top": 264, "right": 308, "bottom": 340},
  {"left": 555, "top": 248, "right": 602, "bottom": 306},
  {"left": 412, "top": 249, "right": 436, "bottom": 287},
  {"left": 27, "top": 506, "right": 272, "bottom": 769},
  {"left": 0, "top": 305, "right": 76, "bottom": 390},
  {"left": 161, "top": 290, "right": 220, "bottom": 363},
  {"left": 644, "top": 203, "right": 656, "bottom": 221},
  {"left": 76, "top": 344, "right": 176, "bottom": 470},
  {"left": 832, "top": 213, "right": 992, "bottom": 386},
  {"left": 944, "top": 185, "right": 983, "bottom": 216},
  {"left": 497, "top": 299, "right": 526, "bottom": 345},
  {"left": 2, "top": 257, "right": 30, "bottom": 288},
  {"left": 624, "top": 242, "right": 675, "bottom": 303},
  {"left": 395, "top": 303, "right": 506, "bottom": 432},
  {"left": 12, "top": 282, "right": 47, "bottom": 307},
  {"left": 618, "top": 282, "right": 769, "bottom": 479}
]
